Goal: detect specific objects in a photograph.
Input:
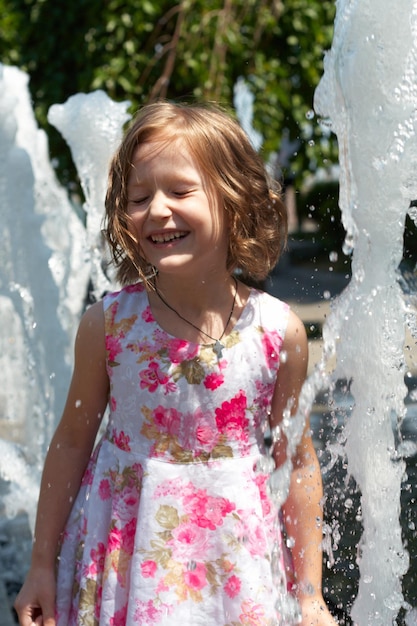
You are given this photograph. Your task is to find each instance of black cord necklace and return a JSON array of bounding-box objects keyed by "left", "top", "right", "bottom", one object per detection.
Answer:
[{"left": 154, "top": 276, "right": 238, "bottom": 359}]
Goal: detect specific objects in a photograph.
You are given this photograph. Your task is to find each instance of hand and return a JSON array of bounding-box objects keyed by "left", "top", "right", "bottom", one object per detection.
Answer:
[
  {"left": 14, "top": 567, "right": 56, "bottom": 626},
  {"left": 298, "top": 594, "right": 338, "bottom": 626}
]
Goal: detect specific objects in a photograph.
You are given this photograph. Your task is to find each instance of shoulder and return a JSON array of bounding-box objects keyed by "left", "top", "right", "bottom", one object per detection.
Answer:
[
  {"left": 282, "top": 308, "right": 308, "bottom": 351},
  {"left": 76, "top": 300, "right": 105, "bottom": 352},
  {"left": 280, "top": 308, "right": 308, "bottom": 380}
]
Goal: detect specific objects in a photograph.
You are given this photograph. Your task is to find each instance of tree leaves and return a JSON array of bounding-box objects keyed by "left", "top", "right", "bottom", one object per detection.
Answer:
[{"left": 0, "top": 0, "right": 337, "bottom": 187}]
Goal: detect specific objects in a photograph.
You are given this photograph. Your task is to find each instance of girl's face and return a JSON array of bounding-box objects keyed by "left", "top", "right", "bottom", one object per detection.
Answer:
[{"left": 126, "top": 139, "right": 229, "bottom": 280}]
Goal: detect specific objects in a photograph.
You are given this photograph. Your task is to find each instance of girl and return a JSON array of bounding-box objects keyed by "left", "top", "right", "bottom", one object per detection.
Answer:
[{"left": 15, "top": 102, "right": 336, "bottom": 626}]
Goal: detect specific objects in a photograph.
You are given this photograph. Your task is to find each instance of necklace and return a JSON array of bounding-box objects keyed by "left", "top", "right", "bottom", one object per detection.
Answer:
[{"left": 154, "top": 277, "right": 238, "bottom": 359}]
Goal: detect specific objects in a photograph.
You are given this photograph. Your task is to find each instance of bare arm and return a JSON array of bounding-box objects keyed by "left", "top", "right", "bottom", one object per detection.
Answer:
[
  {"left": 271, "top": 310, "right": 336, "bottom": 625},
  {"left": 14, "top": 301, "right": 109, "bottom": 626}
]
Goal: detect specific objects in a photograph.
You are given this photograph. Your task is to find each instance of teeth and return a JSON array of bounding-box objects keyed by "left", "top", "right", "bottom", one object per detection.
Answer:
[{"left": 151, "top": 231, "right": 187, "bottom": 243}]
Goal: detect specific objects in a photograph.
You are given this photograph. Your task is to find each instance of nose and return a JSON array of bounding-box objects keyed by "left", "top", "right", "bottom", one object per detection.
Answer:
[{"left": 148, "top": 190, "right": 172, "bottom": 220}]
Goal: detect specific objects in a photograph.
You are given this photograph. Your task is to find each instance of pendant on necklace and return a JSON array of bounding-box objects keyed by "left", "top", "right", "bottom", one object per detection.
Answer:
[{"left": 212, "top": 340, "right": 224, "bottom": 359}]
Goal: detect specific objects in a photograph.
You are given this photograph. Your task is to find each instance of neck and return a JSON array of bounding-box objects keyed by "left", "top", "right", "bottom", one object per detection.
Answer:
[
  {"left": 152, "top": 274, "right": 239, "bottom": 356},
  {"left": 153, "top": 271, "right": 234, "bottom": 315}
]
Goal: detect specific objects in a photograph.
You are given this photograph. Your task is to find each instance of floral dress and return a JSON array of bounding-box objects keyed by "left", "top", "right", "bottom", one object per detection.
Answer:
[{"left": 55, "top": 283, "right": 298, "bottom": 626}]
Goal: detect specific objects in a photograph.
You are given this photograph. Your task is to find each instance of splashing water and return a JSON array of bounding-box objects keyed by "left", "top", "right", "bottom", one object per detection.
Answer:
[
  {"left": 0, "top": 65, "right": 89, "bottom": 481},
  {"left": 310, "top": 1, "right": 417, "bottom": 623},
  {"left": 0, "top": 68, "right": 130, "bottom": 599},
  {"left": 48, "top": 91, "right": 131, "bottom": 300}
]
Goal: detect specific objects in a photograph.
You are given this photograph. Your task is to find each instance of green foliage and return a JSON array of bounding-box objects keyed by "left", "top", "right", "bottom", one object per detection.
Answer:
[{"left": 0, "top": 0, "right": 337, "bottom": 187}]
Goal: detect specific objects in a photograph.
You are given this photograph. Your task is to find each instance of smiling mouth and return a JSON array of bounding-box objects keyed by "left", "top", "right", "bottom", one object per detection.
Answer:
[{"left": 149, "top": 231, "right": 188, "bottom": 243}]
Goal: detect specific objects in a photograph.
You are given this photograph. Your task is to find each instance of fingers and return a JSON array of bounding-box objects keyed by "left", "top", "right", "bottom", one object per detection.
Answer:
[
  {"left": 14, "top": 604, "right": 56, "bottom": 626},
  {"left": 14, "top": 583, "right": 56, "bottom": 626}
]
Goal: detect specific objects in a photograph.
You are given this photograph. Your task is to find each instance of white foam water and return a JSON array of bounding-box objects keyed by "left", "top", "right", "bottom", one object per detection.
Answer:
[
  {"left": 0, "top": 67, "right": 129, "bottom": 598},
  {"left": 48, "top": 91, "right": 131, "bottom": 300},
  {"left": 0, "top": 64, "right": 89, "bottom": 476},
  {"left": 311, "top": 1, "right": 417, "bottom": 623}
]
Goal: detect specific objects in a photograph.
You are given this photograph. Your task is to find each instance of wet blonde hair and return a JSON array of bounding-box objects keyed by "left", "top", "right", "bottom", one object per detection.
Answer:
[{"left": 104, "top": 101, "right": 287, "bottom": 287}]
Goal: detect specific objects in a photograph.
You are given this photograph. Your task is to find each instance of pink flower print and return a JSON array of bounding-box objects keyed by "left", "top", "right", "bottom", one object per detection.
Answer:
[
  {"left": 215, "top": 390, "right": 249, "bottom": 442},
  {"left": 239, "top": 600, "right": 267, "bottom": 626},
  {"left": 141, "top": 560, "right": 157, "bottom": 578},
  {"left": 195, "top": 420, "right": 218, "bottom": 452},
  {"left": 140, "top": 361, "right": 169, "bottom": 393},
  {"left": 107, "top": 525, "right": 123, "bottom": 552},
  {"left": 224, "top": 574, "right": 241, "bottom": 599},
  {"left": 235, "top": 513, "right": 267, "bottom": 557},
  {"left": 154, "top": 478, "right": 184, "bottom": 499},
  {"left": 246, "top": 522, "right": 267, "bottom": 557},
  {"left": 178, "top": 408, "right": 216, "bottom": 453},
  {"left": 131, "top": 462, "right": 144, "bottom": 480},
  {"left": 153, "top": 405, "right": 181, "bottom": 437},
  {"left": 122, "top": 517, "right": 137, "bottom": 555},
  {"left": 110, "top": 604, "right": 127, "bottom": 626},
  {"left": 261, "top": 329, "right": 283, "bottom": 369},
  {"left": 183, "top": 489, "right": 235, "bottom": 530},
  {"left": 153, "top": 328, "right": 171, "bottom": 351},
  {"left": 134, "top": 599, "right": 173, "bottom": 623},
  {"left": 87, "top": 541, "right": 106, "bottom": 577},
  {"left": 252, "top": 380, "right": 273, "bottom": 430},
  {"left": 108, "top": 518, "right": 137, "bottom": 556},
  {"left": 125, "top": 283, "right": 144, "bottom": 294},
  {"left": 110, "top": 395, "right": 117, "bottom": 411},
  {"left": 156, "top": 578, "right": 169, "bottom": 594},
  {"left": 204, "top": 371, "right": 224, "bottom": 390},
  {"left": 98, "top": 478, "right": 112, "bottom": 500},
  {"left": 94, "top": 584, "right": 103, "bottom": 621},
  {"left": 106, "top": 334, "right": 123, "bottom": 363},
  {"left": 168, "top": 338, "right": 199, "bottom": 364},
  {"left": 142, "top": 305, "right": 154, "bottom": 323},
  {"left": 113, "top": 483, "right": 140, "bottom": 524},
  {"left": 81, "top": 464, "right": 94, "bottom": 487},
  {"left": 183, "top": 561, "right": 207, "bottom": 591},
  {"left": 112, "top": 429, "right": 131, "bottom": 451},
  {"left": 168, "top": 522, "right": 211, "bottom": 561},
  {"left": 255, "top": 379, "right": 272, "bottom": 409},
  {"left": 254, "top": 473, "right": 272, "bottom": 517}
]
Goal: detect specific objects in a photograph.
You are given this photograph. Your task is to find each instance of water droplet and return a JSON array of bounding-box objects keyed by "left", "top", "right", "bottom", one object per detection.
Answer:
[
  {"left": 305, "top": 109, "right": 315, "bottom": 120},
  {"left": 342, "top": 233, "right": 355, "bottom": 255},
  {"left": 329, "top": 251, "right": 338, "bottom": 263}
]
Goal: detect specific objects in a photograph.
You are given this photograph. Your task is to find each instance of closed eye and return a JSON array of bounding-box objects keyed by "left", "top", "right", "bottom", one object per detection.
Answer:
[
  {"left": 173, "top": 189, "right": 193, "bottom": 197},
  {"left": 130, "top": 196, "right": 149, "bottom": 204}
]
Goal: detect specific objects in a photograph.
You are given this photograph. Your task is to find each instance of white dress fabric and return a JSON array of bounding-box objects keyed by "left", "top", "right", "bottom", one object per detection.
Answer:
[{"left": 55, "top": 283, "right": 297, "bottom": 626}]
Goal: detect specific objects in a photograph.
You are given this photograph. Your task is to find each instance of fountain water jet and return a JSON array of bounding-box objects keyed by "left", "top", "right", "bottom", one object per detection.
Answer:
[
  {"left": 312, "top": 0, "right": 417, "bottom": 623},
  {"left": 0, "top": 67, "right": 132, "bottom": 616},
  {"left": 48, "top": 91, "right": 131, "bottom": 301},
  {"left": 0, "top": 64, "right": 90, "bottom": 476}
]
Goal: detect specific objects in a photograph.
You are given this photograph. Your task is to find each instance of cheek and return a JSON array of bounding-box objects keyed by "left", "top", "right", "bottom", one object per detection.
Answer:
[{"left": 126, "top": 211, "right": 144, "bottom": 238}]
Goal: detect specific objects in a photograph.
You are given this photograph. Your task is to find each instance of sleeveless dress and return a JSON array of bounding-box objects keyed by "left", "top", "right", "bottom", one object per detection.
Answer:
[{"left": 55, "top": 283, "right": 298, "bottom": 626}]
